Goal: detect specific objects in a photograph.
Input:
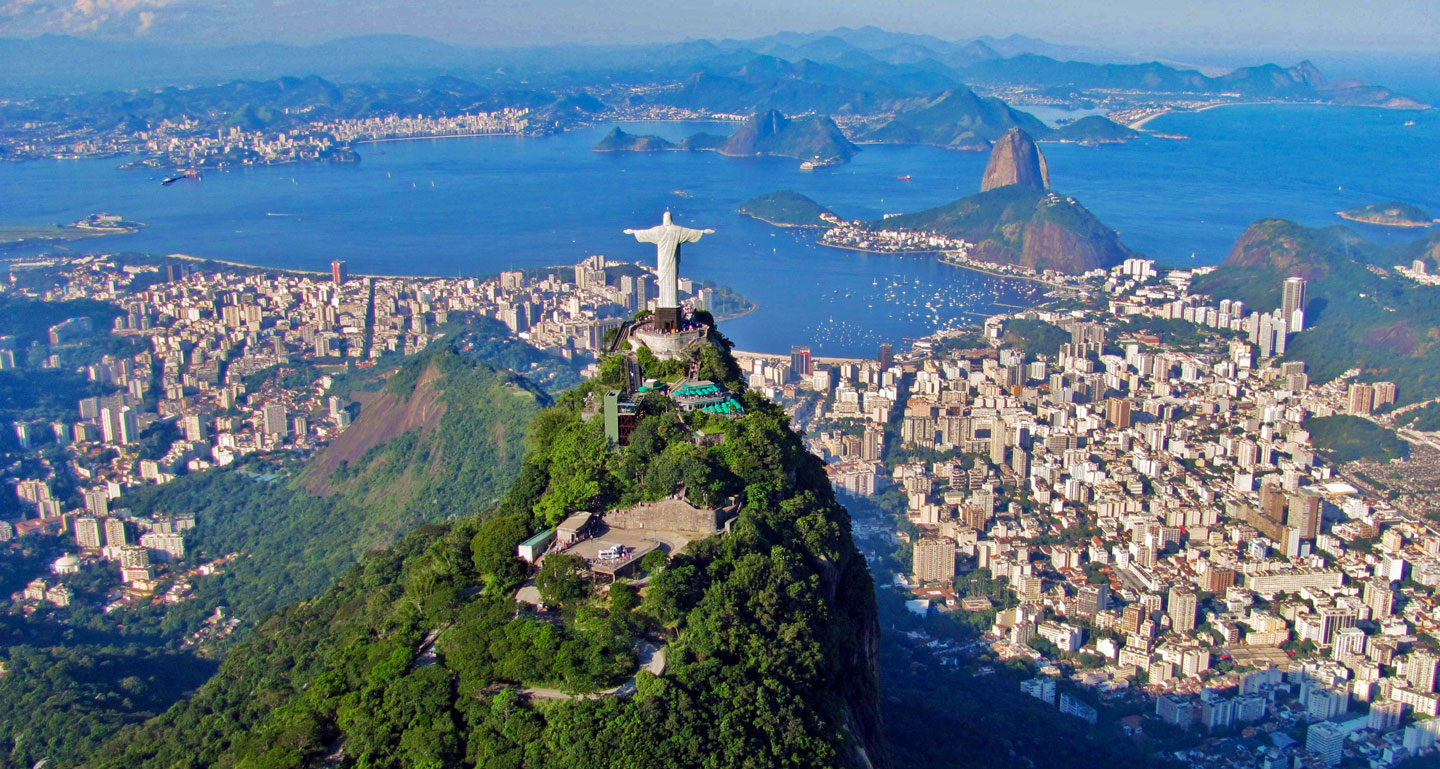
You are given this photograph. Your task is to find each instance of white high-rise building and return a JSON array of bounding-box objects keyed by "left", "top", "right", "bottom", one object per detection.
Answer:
[
  {"left": 1283, "top": 277, "right": 1307, "bottom": 332},
  {"left": 1305, "top": 720, "right": 1344, "bottom": 766}
]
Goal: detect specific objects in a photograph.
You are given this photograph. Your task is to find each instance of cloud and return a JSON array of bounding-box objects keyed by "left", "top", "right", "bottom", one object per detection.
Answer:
[{"left": 0, "top": 0, "right": 183, "bottom": 35}]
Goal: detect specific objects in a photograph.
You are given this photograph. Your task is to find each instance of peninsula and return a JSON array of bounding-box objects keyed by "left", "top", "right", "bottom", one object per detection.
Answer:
[
  {"left": 1337, "top": 201, "right": 1434, "bottom": 228},
  {"left": 0, "top": 213, "right": 143, "bottom": 247},
  {"left": 738, "top": 190, "right": 835, "bottom": 227},
  {"left": 857, "top": 128, "right": 1133, "bottom": 274}
]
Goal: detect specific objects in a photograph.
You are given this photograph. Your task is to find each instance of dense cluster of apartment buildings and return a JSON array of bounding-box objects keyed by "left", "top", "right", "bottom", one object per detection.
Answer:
[
  {"left": 2, "top": 250, "right": 708, "bottom": 611},
  {"left": 756, "top": 259, "right": 1440, "bottom": 766}
]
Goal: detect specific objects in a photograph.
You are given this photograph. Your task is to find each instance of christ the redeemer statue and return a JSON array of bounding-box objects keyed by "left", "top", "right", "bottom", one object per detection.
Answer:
[{"left": 624, "top": 211, "right": 714, "bottom": 332}]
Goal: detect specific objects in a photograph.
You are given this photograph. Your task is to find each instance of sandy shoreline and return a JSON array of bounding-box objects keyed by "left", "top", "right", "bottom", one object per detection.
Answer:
[
  {"left": 353, "top": 132, "right": 526, "bottom": 146},
  {"left": 1127, "top": 101, "right": 1289, "bottom": 130},
  {"left": 1335, "top": 211, "right": 1436, "bottom": 229}
]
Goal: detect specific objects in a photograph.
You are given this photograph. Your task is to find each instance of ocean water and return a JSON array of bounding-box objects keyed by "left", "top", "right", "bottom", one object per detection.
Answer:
[{"left": 1, "top": 105, "right": 1437, "bottom": 356}]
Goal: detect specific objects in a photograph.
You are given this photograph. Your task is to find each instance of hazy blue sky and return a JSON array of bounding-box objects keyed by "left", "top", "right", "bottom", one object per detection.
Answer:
[{"left": 1, "top": 0, "right": 1437, "bottom": 54}]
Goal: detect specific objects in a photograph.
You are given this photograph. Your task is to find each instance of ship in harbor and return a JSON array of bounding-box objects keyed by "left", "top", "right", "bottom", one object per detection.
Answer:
[{"left": 161, "top": 168, "right": 202, "bottom": 186}]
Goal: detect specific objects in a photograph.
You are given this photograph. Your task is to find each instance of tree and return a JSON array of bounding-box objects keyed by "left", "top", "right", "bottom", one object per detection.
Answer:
[
  {"left": 610, "top": 583, "right": 638, "bottom": 614},
  {"left": 638, "top": 549, "right": 667, "bottom": 575},
  {"left": 470, "top": 514, "right": 530, "bottom": 591},
  {"left": 536, "top": 554, "right": 589, "bottom": 609}
]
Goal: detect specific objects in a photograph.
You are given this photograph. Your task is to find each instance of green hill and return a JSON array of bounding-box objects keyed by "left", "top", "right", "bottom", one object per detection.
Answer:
[
  {"left": 1049, "top": 115, "right": 1139, "bottom": 144},
  {"left": 0, "top": 333, "right": 552, "bottom": 768},
  {"left": 879, "top": 184, "right": 1133, "bottom": 273},
  {"left": 592, "top": 127, "right": 677, "bottom": 152},
  {"left": 90, "top": 341, "right": 889, "bottom": 769},
  {"left": 853, "top": 87, "right": 1049, "bottom": 150},
  {"left": 720, "top": 109, "right": 859, "bottom": 164},
  {"left": 1303, "top": 415, "right": 1409, "bottom": 463},
  {"left": 678, "top": 131, "right": 728, "bottom": 151},
  {"left": 1194, "top": 219, "right": 1440, "bottom": 403},
  {"left": 738, "top": 190, "right": 834, "bottom": 227}
]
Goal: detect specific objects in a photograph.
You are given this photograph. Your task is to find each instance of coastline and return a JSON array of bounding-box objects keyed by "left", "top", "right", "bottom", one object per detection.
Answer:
[
  {"left": 713, "top": 304, "right": 759, "bottom": 323},
  {"left": 1127, "top": 98, "right": 1428, "bottom": 130},
  {"left": 738, "top": 212, "right": 825, "bottom": 229},
  {"left": 1123, "top": 100, "right": 1319, "bottom": 130},
  {"left": 352, "top": 132, "right": 527, "bottom": 146},
  {"left": 1336, "top": 211, "right": 1436, "bottom": 229},
  {"left": 818, "top": 240, "right": 1067, "bottom": 291}
]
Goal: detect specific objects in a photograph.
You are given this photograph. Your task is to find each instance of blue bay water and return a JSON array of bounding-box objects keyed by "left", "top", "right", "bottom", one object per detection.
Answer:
[{"left": 1, "top": 105, "right": 1437, "bottom": 356}]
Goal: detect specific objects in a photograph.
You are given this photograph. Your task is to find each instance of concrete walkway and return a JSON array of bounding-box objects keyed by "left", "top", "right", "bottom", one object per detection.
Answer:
[{"left": 520, "top": 639, "right": 666, "bottom": 701}]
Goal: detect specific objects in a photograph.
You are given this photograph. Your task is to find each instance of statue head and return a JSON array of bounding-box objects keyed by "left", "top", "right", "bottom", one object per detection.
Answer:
[{"left": 662, "top": 210, "right": 673, "bottom": 225}]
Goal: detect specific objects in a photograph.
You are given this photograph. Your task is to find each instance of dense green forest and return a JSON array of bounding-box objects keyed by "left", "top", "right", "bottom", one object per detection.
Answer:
[
  {"left": 91, "top": 339, "right": 886, "bottom": 769},
  {"left": 1002, "top": 317, "right": 1071, "bottom": 358},
  {"left": 1195, "top": 219, "right": 1440, "bottom": 405},
  {"left": 0, "top": 339, "right": 549, "bottom": 768},
  {"left": 1303, "top": 415, "right": 1409, "bottom": 464}
]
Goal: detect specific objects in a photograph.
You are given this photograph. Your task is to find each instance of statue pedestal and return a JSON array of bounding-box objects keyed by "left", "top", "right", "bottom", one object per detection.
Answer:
[{"left": 654, "top": 306, "right": 681, "bottom": 333}]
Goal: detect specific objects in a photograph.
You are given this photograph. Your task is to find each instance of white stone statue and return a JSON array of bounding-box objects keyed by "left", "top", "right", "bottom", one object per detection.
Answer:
[{"left": 624, "top": 211, "right": 714, "bottom": 309}]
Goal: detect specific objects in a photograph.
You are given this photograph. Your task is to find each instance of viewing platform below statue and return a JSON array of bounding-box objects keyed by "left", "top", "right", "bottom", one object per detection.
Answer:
[{"left": 627, "top": 313, "right": 708, "bottom": 359}]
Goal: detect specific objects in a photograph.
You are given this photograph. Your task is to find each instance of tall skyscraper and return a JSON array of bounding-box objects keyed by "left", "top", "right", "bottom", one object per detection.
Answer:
[
  {"left": 1168, "top": 587, "right": 1198, "bottom": 634},
  {"left": 181, "top": 413, "right": 206, "bottom": 442},
  {"left": 1282, "top": 277, "right": 1307, "bottom": 331},
  {"left": 1348, "top": 383, "right": 1375, "bottom": 416},
  {"left": 1363, "top": 578, "right": 1394, "bottom": 618},
  {"left": 879, "top": 343, "right": 894, "bottom": 369},
  {"left": 263, "top": 403, "right": 289, "bottom": 436},
  {"left": 1406, "top": 652, "right": 1439, "bottom": 693},
  {"left": 1287, "top": 492, "right": 1322, "bottom": 540},
  {"left": 104, "top": 517, "right": 130, "bottom": 548},
  {"left": 1106, "top": 397, "right": 1132, "bottom": 428},
  {"left": 862, "top": 425, "right": 885, "bottom": 462},
  {"left": 100, "top": 406, "right": 121, "bottom": 444},
  {"left": 1077, "top": 583, "right": 1109, "bottom": 619},
  {"left": 83, "top": 487, "right": 109, "bottom": 517},
  {"left": 74, "top": 516, "right": 102, "bottom": 549},
  {"left": 101, "top": 406, "right": 139, "bottom": 445},
  {"left": 331, "top": 260, "right": 348, "bottom": 284},
  {"left": 912, "top": 538, "right": 957, "bottom": 583},
  {"left": 1373, "top": 382, "right": 1397, "bottom": 410},
  {"left": 790, "top": 346, "right": 813, "bottom": 378}
]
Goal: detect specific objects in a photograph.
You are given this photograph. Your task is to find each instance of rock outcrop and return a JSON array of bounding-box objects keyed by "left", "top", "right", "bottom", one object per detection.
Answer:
[
  {"left": 980, "top": 128, "right": 1049, "bottom": 192},
  {"left": 592, "top": 126, "right": 676, "bottom": 152},
  {"left": 880, "top": 184, "right": 1130, "bottom": 273},
  {"left": 720, "top": 108, "right": 859, "bottom": 164}
]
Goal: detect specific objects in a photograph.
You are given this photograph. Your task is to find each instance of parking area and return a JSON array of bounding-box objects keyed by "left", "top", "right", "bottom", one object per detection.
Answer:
[{"left": 561, "top": 528, "right": 662, "bottom": 579}]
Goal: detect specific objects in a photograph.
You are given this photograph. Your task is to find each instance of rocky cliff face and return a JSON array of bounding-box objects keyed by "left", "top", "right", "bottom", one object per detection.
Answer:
[{"left": 980, "top": 128, "right": 1049, "bottom": 192}]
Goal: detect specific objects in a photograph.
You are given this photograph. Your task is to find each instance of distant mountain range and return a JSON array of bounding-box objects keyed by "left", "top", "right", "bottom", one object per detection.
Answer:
[
  {"left": 593, "top": 110, "right": 857, "bottom": 164},
  {"left": 0, "top": 27, "right": 1425, "bottom": 111}
]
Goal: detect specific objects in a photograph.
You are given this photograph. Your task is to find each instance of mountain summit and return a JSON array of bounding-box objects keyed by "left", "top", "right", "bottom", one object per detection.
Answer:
[
  {"left": 720, "top": 108, "right": 859, "bottom": 164},
  {"left": 980, "top": 128, "right": 1049, "bottom": 192}
]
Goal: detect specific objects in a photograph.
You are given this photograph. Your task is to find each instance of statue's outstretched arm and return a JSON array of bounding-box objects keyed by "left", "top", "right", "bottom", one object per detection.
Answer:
[
  {"left": 624, "top": 227, "right": 664, "bottom": 244},
  {"left": 680, "top": 227, "right": 716, "bottom": 243}
]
